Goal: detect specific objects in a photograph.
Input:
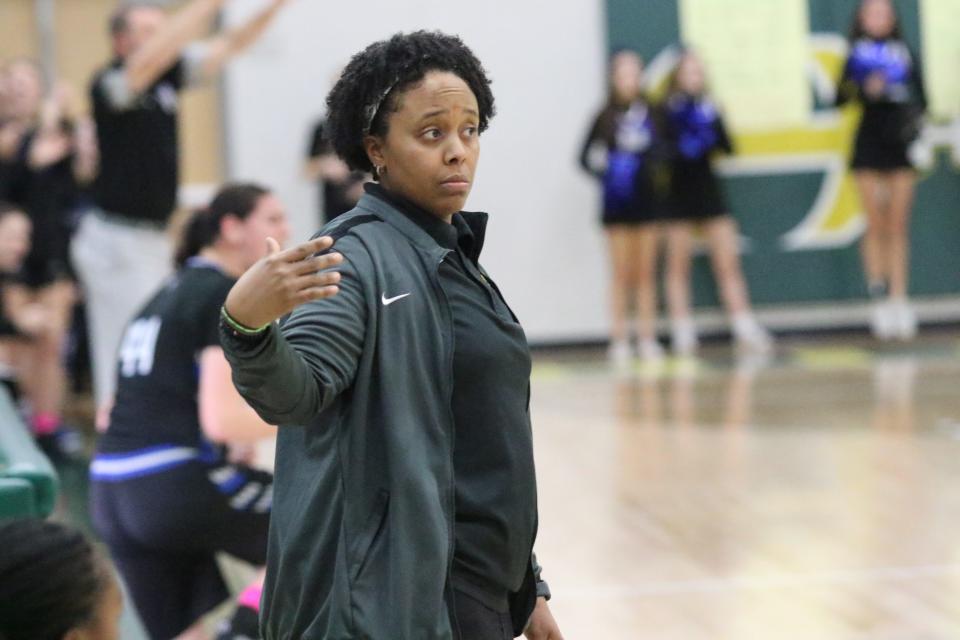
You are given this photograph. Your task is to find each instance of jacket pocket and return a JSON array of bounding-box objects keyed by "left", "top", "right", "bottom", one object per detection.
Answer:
[{"left": 350, "top": 490, "right": 390, "bottom": 583}]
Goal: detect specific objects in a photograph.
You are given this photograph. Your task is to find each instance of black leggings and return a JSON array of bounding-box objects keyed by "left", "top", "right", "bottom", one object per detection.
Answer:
[{"left": 91, "top": 461, "right": 272, "bottom": 639}]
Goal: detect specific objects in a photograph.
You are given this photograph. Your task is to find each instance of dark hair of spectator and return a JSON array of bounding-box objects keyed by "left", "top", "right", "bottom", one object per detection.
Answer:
[
  {"left": 109, "top": 2, "right": 163, "bottom": 37},
  {"left": 0, "top": 519, "right": 111, "bottom": 640},
  {"left": 175, "top": 183, "right": 270, "bottom": 268},
  {"left": 0, "top": 202, "right": 26, "bottom": 221},
  {"left": 324, "top": 30, "right": 496, "bottom": 175},
  {"left": 848, "top": 0, "right": 903, "bottom": 41}
]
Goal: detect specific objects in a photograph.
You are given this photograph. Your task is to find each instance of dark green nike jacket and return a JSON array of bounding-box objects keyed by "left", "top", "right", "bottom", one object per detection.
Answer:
[{"left": 221, "top": 192, "right": 548, "bottom": 639}]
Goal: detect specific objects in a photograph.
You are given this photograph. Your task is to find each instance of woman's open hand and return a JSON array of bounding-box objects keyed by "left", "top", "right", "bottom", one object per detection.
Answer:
[{"left": 224, "top": 236, "right": 343, "bottom": 329}]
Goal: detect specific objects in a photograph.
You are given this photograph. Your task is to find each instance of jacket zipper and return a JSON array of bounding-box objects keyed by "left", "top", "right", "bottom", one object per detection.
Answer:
[{"left": 432, "top": 251, "right": 459, "bottom": 629}]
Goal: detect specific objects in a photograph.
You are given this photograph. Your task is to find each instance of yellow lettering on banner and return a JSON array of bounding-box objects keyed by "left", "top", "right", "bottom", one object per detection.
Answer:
[
  {"left": 679, "top": 0, "right": 811, "bottom": 131},
  {"left": 920, "top": 0, "right": 960, "bottom": 120}
]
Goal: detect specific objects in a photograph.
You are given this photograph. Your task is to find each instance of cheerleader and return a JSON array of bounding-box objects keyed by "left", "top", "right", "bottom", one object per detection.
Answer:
[
  {"left": 657, "top": 49, "right": 772, "bottom": 356},
  {"left": 580, "top": 50, "right": 663, "bottom": 364},
  {"left": 837, "top": 0, "right": 927, "bottom": 340}
]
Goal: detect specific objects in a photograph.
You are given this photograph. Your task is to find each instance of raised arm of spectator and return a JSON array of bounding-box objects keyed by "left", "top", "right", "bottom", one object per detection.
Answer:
[
  {"left": 72, "top": 116, "right": 98, "bottom": 185},
  {"left": 198, "top": 0, "right": 288, "bottom": 79},
  {"left": 125, "top": 0, "right": 227, "bottom": 94}
]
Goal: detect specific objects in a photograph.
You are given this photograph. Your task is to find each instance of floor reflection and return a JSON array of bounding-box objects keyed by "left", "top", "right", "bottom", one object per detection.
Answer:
[{"left": 531, "top": 336, "right": 960, "bottom": 639}]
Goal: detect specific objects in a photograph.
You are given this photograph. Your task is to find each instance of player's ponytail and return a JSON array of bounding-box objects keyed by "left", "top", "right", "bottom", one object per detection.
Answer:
[
  {"left": 174, "top": 183, "right": 270, "bottom": 268},
  {"left": 175, "top": 206, "right": 217, "bottom": 268}
]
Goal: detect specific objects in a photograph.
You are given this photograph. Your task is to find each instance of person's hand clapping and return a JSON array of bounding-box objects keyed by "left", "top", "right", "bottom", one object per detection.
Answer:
[
  {"left": 224, "top": 236, "right": 343, "bottom": 329},
  {"left": 16, "top": 303, "right": 54, "bottom": 337}
]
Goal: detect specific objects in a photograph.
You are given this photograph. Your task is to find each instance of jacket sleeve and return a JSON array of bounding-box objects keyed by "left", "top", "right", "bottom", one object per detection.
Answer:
[
  {"left": 532, "top": 551, "right": 551, "bottom": 600},
  {"left": 221, "top": 236, "right": 368, "bottom": 425}
]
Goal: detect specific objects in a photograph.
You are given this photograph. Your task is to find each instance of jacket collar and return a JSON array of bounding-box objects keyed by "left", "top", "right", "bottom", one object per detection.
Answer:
[{"left": 357, "top": 184, "right": 489, "bottom": 263}]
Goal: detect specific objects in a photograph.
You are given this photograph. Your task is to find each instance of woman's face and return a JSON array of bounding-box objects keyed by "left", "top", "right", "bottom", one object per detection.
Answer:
[
  {"left": 0, "top": 212, "right": 31, "bottom": 272},
  {"left": 231, "top": 193, "right": 291, "bottom": 268},
  {"left": 365, "top": 71, "right": 480, "bottom": 220},
  {"left": 611, "top": 52, "right": 643, "bottom": 104},
  {"left": 675, "top": 54, "right": 706, "bottom": 95},
  {"left": 860, "top": 0, "right": 896, "bottom": 38}
]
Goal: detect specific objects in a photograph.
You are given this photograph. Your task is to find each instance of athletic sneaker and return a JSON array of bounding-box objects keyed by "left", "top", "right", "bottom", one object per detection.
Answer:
[
  {"left": 891, "top": 299, "right": 917, "bottom": 341},
  {"left": 732, "top": 314, "right": 773, "bottom": 354},
  {"left": 670, "top": 318, "right": 699, "bottom": 357},
  {"left": 870, "top": 300, "right": 896, "bottom": 341},
  {"left": 607, "top": 338, "right": 632, "bottom": 368},
  {"left": 637, "top": 338, "right": 665, "bottom": 363},
  {"left": 36, "top": 427, "right": 86, "bottom": 464},
  {"left": 215, "top": 605, "right": 259, "bottom": 640}
]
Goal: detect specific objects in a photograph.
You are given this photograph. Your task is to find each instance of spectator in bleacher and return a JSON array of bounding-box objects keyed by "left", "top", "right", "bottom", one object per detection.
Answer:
[
  {"left": 0, "top": 59, "right": 98, "bottom": 460},
  {"left": 73, "top": 0, "right": 290, "bottom": 426},
  {"left": 0, "top": 59, "right": 45, "bottom": 197},
  {"left": 0, "top": 518, "right": 123, "bottom": 640},
  {"left": 0, "top": 202, "right": 34, "bottom": 400},
  {"left": 304, "top": 115, "right": 369, "bottom": 223}
]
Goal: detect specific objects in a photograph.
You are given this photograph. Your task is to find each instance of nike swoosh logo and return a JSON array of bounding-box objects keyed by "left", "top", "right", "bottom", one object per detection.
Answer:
[{"left": 381, "top": 292, "right": 412, "bottom": 306}]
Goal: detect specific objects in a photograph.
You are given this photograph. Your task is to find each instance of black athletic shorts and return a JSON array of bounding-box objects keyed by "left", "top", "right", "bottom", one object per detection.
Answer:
[{"left": 90, "top": 458, "right": 272, "bottom": 639}]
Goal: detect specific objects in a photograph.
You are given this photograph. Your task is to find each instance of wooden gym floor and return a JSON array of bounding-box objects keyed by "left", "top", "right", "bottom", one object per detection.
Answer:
[
  {"left": 531, "top": 332, "right": 960, "bottom": 639},
  {"left": 52, "top": 331, "right": 960, "bottom": 638}
]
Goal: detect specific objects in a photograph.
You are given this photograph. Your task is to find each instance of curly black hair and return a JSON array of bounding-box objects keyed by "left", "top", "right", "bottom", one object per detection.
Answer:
[{"left": 325, "top": 31, "right": 496, "bottom": 174}]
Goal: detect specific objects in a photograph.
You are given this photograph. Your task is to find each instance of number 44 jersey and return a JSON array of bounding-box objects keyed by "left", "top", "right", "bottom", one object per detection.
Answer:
[{"left": 100, "top": 259, "right": 235, "bottom": 454}]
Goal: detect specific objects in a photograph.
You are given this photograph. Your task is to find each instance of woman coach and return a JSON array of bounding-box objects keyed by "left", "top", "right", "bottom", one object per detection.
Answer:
[{"left": 219, "top": 31, "right": 563, "bottom": 640}]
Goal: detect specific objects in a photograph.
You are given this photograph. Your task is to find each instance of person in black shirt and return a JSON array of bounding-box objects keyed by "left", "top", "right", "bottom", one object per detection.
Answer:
[
  {"left": 0, "top": 58, "right": 45, "bottom": 197},
  {"left": 656, "top": 50, "right": 772, "bottom": 357},
  {"left": 1, "top": 62, "right": 98, "bottom": 458},
  {"left": 91, "top": 183, "right": 289, "bottom": 640},
  {"left": 836, "top": 0, "right": 927, "bottom": 341},
  {"left": 304, "top": 118, "right": 369, "bottom": 223},
  {"left": 580, "top": 50, "right": 664, "bottom": 365},
  {"left": 73, "top": 0, "right": 289, "bottom": 425},
  {"left": 0, "top": 203, "right": 35, "bottom": 400},
  {"left": 220, "top": 32, "right": 561, "bottom": 640}
]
